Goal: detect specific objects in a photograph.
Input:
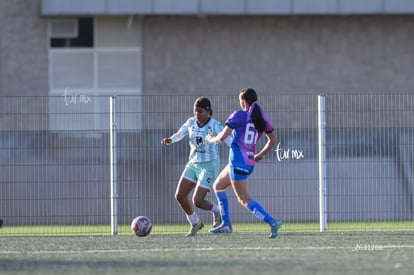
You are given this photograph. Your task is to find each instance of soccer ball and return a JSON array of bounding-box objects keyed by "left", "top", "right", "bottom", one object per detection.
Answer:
[{"left": 131, "top": 216, "right": 152, "bottom": 237}]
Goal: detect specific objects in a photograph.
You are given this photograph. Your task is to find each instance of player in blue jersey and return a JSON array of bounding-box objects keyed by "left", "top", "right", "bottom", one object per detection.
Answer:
[
  {"left": 161, "top": 97, "right": 230, "bottom": 236},
  {"left": 206, "top": 88, "right": 282, "bottom": 238}
]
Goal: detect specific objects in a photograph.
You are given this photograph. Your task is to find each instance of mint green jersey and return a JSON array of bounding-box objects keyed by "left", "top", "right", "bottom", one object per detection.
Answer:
[{"left": 169, "top": 117, "right": 229, "bottom": 163}]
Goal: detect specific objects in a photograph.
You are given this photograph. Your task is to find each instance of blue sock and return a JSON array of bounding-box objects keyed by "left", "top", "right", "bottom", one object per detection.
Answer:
[
  {"left": 246, "top": 199, "right": 275, "bottom": 225},
  {"left": 216, "top": 191, "right": 231, "bottom": 227}
]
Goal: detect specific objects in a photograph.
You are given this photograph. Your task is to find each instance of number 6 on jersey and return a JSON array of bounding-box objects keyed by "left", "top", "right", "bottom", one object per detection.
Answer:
[{"left": 244, "top": 123, "right": 259, "bottom": 144}]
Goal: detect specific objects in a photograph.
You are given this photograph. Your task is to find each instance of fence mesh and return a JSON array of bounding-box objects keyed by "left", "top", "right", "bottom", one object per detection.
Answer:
[{"left": 0, "top": 94, "right": 413, "bottom": 235}]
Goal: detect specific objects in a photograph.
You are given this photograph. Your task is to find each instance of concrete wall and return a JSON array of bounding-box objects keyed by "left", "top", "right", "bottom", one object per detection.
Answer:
[
  {"left": 0, "top": 0, "right": 48, "bottom": 96},
  {"left": 1, "top": 2, "right": 414, "bottom": 97},
  {"left": 142, "top": 15, "right": 414, "bottom": 95}
]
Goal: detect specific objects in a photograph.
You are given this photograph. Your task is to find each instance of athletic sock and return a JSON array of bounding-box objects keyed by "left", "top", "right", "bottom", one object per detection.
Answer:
[
  {"left": 215, "top": 191, "right": 231, "bottom": 226},
  {"left": 211, "top": 203, "right": 220, "bottom": 213},
  {"left": 246, "top": 199, "right": 275, "bottom": 225},
  {"left": 186, "top": 212, "right": 200, "bottom": 225}
]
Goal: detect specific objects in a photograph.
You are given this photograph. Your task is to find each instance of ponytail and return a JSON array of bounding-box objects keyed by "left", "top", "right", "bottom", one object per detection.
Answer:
[
  {"left": 250, "top": 104, "right": 266, "bottom": 132},
  {"left": 240, "top": 88, "right": 267, "bottom": 133}
]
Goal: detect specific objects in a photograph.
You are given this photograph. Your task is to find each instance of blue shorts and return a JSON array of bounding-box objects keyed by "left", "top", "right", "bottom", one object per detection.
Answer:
[
  {"left": 181, "top": 160, "right": 220, "bottom": 189},
  {"left": 229, "top": 163, "right": 254, "bottom": 181}
]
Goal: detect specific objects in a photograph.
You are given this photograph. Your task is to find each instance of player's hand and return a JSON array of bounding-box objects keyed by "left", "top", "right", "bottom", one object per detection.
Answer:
[
  {"left": 205, "top": 134, "right": 215, "bottom": 143},
  {"left": 161, "top": 138, "right": 172, "bottom": 146},
  {"left": 254, "top": 154, "right": 263, "bottom": 162}
]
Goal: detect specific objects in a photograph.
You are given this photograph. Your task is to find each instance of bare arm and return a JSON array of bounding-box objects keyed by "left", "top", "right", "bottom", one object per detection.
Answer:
[
  {"left": 254, "top": 131, "right": 276, "bottom": 162},
  {"left": 206, "top": 126, "right": 232, "bottom": 144},
  {"left": 160, "top": 119, "right": 191, "bottom": 146}
]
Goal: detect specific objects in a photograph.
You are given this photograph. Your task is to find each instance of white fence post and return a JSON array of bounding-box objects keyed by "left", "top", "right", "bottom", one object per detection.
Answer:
[
  {"left": 318, "top": 95, "right": 327, "bottom": 232},
  {"left": 110, "top": 96, "right": 118, "bottom": 235}
]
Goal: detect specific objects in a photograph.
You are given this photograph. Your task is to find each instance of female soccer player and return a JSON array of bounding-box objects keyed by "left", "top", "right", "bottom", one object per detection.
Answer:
[
  {"left": 206, "top": 88, "right": 282, "bottom": 238},
  {"left": 161, "top": 97, "right": 230, "bottom": 236}
]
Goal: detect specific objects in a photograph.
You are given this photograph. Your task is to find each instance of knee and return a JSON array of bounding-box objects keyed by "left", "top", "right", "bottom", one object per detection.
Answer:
[
  {"left": 175, "top": 192, "right": 185, "bottom": 203},
  {"left": 193, "top": 198, "right": 203, "bottom": 208}
]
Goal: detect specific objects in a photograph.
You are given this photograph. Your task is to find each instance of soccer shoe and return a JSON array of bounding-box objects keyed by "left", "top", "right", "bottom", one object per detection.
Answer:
[
  {"left": 269, "top": 220, "right": 283, "bottom": 239},
  {"left": 209, "top": 224, "right": 232, "bottom": 234},
  {"left": 185, "top": 221, "right": 204, "bottom": 236},
  {"left": 212, "top": 211, "right": 222, "bottom": 228}
]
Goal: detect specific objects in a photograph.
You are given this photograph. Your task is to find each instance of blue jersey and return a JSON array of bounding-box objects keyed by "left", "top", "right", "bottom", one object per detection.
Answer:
[{"left": 225, "top": 110, "right": 273, "bottom": 166}]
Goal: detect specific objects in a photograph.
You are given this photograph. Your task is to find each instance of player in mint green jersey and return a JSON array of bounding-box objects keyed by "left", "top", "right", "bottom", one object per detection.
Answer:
[{"left": 161, "top": 97, "right": 231, "bottom": 236}]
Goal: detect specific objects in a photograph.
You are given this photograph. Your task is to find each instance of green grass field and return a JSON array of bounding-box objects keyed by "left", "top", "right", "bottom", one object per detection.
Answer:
[
  {"left": 1, "top": 232, "right": 413, "bottom": 275},
  {"left": 1, "top": 222, "right": 413, "bottom": 274},
  {"left": 0, "top": 221, "right": 413, "bottom": 236}
]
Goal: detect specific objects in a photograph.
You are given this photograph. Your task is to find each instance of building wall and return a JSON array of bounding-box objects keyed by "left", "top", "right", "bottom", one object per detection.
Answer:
[
  {"left": 0, "top": 0, "right": 48, "bottom": 96},
  {"left": 1, "top": 1, "right": 414, "bottom": 96},
  {"left": 143, "top": 15, "right": 414, "bottom": 95}
]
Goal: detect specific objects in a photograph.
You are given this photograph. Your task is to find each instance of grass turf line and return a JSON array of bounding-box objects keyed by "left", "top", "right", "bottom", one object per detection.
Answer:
[{"left": 0, "top": 221, "right": 413, "bottom": 236}]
